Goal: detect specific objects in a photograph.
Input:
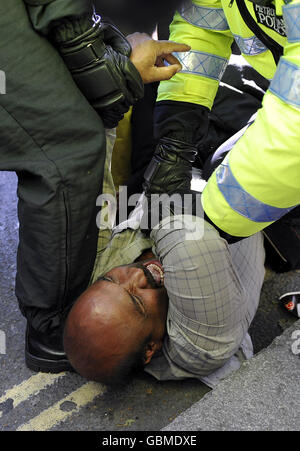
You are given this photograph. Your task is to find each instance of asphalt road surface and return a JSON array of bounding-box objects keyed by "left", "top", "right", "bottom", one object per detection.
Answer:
[{"left": 0, "top": 171, "right": 297, "bottom": 431}]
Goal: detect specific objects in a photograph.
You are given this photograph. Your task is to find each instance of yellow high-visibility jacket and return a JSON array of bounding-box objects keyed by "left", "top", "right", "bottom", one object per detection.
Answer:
[{"left": 158, "top": 0, "right": 300, "bottom": 237}]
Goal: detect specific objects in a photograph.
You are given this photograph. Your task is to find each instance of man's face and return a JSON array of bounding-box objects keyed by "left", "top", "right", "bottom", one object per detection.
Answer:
[
  {"left": 98, "top": 259, "right": 168, "bottom": 323},
  {"left": 63, "top": 258, "right": 169, "bottom": 381},
  {"left": 95, "top": 259, "right": 169, "bottom": 356}
]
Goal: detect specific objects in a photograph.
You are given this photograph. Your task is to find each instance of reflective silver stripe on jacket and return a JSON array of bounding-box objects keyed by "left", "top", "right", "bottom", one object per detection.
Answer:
[
  {"left": 175, "top": 51, "right": 228, "bottom": 80},
  {"left": 269, "top": 58, "right": 300, "bottom": 108},
  {"left": 216, "top": 160, "right": 295, "bottom": 222},
  {"left": 283, "top": 3, "right": 300, "bottom": 42},
  {"left": 179, "top": 0, "right": 229, "bottom": 30},
  {"left": 234, "top": 34, "right": 267, "bottom": 55}
]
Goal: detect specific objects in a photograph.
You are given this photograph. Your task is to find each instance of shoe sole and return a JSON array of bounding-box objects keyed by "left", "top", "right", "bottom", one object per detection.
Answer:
[
  {"left": 278, "top": 291, "right": 300, "bottom": 300},
  {"left": 25, "top": 349, "right": 74, "bottom": 374}
]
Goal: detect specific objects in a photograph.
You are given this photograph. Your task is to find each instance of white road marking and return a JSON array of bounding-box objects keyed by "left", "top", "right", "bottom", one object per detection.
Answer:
[
  {"left": 0, "top": 372, "right": 66, "bottom": 418},
  {"left": 0, "top": 330, "right": 5, "bottom": 354},
  {"left": 17, "top": 382, "right": 106, "bottom": 431}
]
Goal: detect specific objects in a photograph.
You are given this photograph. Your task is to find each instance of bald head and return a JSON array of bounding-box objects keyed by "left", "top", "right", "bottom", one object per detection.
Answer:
[
  {"left": 63, "top": 260, "right": 169, "bottom": 384},
  {"left": 64, "top": 280, "right": 153, "bottom": 384}
]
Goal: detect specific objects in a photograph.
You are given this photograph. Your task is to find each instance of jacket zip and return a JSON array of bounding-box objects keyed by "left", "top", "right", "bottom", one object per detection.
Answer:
[
  {"left": 61, "top": 190, "right": 70, "bottom": 310},
  {"left": 234, "top": 0, "right": 283, "bottom": 65}
]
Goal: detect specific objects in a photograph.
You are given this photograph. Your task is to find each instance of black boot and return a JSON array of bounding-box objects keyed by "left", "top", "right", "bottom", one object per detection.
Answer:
[{"left": 25, "top": 324, "right": 74, "bottom": 373}]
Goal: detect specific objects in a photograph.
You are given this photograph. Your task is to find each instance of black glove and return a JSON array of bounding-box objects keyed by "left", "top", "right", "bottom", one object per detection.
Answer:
[
  {"left": 140, "top": 187, "right": 204, "bottom": 233},
  {"left": 56, "top": 18, "right": 144, "bottom": 128},
  {"left": 141, "top": 137, "right": 198, "bottom": 232},
  {"left": 143, "top": 136, "right": 197, "bottom": 195}
]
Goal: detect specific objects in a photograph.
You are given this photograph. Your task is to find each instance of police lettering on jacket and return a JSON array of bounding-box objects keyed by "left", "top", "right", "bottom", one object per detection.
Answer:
[{"left": 254, "top": 4, "right": 286, "bottom": 36}]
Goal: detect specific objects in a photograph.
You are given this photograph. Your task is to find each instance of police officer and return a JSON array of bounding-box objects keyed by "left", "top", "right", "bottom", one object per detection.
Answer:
[
  {"left": 0, "top": 0, "right": 189, "bottom": 373},
  {"left": 144, "top": 0, "right": 300, "bottom": 241}
]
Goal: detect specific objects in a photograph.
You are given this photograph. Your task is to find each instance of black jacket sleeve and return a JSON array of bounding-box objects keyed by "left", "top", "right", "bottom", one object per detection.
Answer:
[
  {"left": 23, "top": 0, "right": 94, "bottom": 41},
  {"left": 154, "top": 100, "right": 211, "bottom": 167}
]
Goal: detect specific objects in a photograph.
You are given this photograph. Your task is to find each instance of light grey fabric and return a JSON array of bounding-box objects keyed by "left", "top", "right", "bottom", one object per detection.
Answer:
[{"left": 145, "top": 216, "right": 265, "bottom": 387}]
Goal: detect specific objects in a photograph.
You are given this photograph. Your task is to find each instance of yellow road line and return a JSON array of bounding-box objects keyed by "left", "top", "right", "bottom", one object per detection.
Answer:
[
  {"left": 0, "top": 372, "right": 66, "bottom": 418},
  {"left": 17, "top": 381, "right": 106, "bottom": 431}
]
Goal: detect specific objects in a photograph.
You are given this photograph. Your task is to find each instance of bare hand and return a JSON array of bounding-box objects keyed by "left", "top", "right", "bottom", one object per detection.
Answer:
[{"left": 127, "top": 33, "right": 190, "bottom": 84}]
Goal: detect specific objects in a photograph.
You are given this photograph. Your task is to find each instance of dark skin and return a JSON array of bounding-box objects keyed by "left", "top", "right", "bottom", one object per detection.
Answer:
[{"left": 63, "top": 251, "right": 168, "bottom": 382}]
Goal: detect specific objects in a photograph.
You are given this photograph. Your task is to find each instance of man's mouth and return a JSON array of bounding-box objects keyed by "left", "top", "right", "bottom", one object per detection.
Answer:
[{"left": 143, "top": 260, "right": 164, "bottom": 286}]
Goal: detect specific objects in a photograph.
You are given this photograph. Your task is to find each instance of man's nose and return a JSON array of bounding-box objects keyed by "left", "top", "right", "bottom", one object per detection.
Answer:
[{"left": 127, "top": 267, "right": 149, "bottom": 288}]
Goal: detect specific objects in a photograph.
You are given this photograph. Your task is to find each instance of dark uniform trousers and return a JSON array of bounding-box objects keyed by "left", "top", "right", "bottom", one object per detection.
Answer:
[{"left": 0, "top": 0, "right": 106, "bottom": 334}]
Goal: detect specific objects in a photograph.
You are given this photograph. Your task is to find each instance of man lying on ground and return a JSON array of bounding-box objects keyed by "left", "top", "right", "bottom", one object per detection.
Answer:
[{"left": 63, "top": 133, "right": 265, "bottom": 388}]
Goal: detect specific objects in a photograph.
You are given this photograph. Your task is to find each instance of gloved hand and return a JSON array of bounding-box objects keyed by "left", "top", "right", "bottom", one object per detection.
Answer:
[
  {"left": 57, "top": 19, "right": 144, "bottom": 128},
  {"left": 141, "top": 137, "right": 199, "bottom": 232},
  {"left": 143, "top": 136, "right": 197, "bottom": 195},
  {"left": 140, "top": 187, "right": 203, "bottom": 232}
]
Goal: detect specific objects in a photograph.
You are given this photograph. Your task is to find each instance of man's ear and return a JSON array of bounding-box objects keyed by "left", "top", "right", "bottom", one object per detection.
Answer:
[{"left": 144, "top": 340, "right": 160, "bottom": 365}]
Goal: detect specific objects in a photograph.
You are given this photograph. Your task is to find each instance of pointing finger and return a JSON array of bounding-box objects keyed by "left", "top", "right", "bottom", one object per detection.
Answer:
[{"left": 156, "top": 40, "right": 191, "bottom": 56}]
